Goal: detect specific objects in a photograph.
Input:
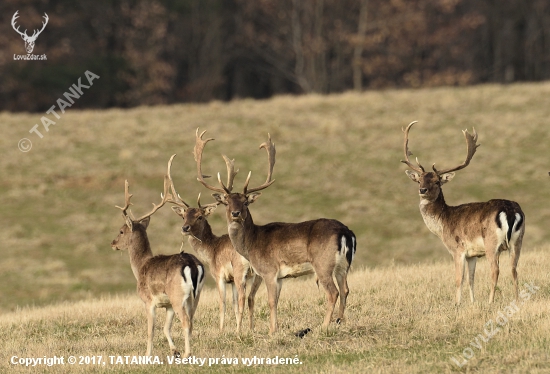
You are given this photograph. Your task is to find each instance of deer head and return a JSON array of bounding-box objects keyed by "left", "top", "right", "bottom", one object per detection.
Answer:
[
  {"left": 11, "top": 11, "right": 49, "bottom": 54},
  {"left": 193, "top": 128, "right": 275, "bottom": 224},
  {"left": 171, "top": 193, "right": 218, "bottom": 238},
  {"left": 111, "top": 155, "right": 176, "bottom": 250},
  {"left": 402, "top": 121, "right": 480, "bottom": 201}
]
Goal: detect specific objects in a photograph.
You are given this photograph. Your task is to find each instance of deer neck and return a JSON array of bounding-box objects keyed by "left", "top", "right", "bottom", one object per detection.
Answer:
[
  {"left": 227, "top": 212, "right": 255, "bottom": 260},
  {"left": 127, "top": 230, "right": 153, "bottom": 281},
  {"left": 418, "top": 190, "right": 448, "bottom": 239},
  {"left": 188, "top": 221, "right": 218, "bottom": 264}
]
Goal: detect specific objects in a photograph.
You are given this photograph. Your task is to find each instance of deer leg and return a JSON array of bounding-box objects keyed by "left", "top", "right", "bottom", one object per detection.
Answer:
[
  {"left": 510, "top": 232, "right": 523, "bottom": 301},
  {"left": 247, "top": 275, "right": 262, "bottom": 331},
  {"left": 231, "top": 283, "right": 242, "bottom": 333},
  {"left": 234, "top": 273, "right": 248, "bottom": 333},
  {"left": 489, "top": 250, "right": 501, "bottom": 303},
  {"left": 217, "top": 279, "right": 226, "bottom": 332},
  {"left": 163, "top": 307, "right": 180, "bottom": 357},
  {"left": 189, "top": 290, "right": 201, "bottom": 332},
  {"left": 317, "top": 272, "right": 339, "bottom": 328},
  {"left": 173, "top": 298, "right": 192, "bottom": 358},
  {"left": 454, "top": 254, "right": 466, "bottom": 305},
  {"left": 145, "top": 303, "right": 156, "bottom": 356},
  {"left": 334, "top": 268, "right": 349, "bottom": 322},
  {"left": 265, "top": 276, "right": 282, "bottom": 334},
  {"left": 466, "top": 257, "right": 477, "bottom": 303}
]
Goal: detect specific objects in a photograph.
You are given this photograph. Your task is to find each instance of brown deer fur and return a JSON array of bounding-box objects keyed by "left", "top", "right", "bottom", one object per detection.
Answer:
[
  {"left": 194, "top": 129, "right": 356, "bottom": 334},
  {"left": 171, "top": 203, "right": 263, "bottom": 332},
  {"left": 111, "top": 216, "right": 204, "bottom": 357},
  {"left": 402, "top": 122, "right": 525, "bottom": 304}
]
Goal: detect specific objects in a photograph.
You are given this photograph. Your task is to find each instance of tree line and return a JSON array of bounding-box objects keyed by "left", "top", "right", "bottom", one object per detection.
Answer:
[{"left": 1, "top": 0, "right": 549, "bottom": 112}]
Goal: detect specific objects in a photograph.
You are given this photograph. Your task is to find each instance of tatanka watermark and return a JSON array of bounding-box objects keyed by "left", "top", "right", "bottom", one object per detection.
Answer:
[{"left": 18, "top": 70, "right": 100, "bottom": 152}]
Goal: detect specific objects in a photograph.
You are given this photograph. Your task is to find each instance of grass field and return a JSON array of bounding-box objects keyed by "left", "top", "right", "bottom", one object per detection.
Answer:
[
  {"left": 2, "top": 83, "right": 550, "bottom": 372},
  {"left": 1, "top": 250, "right": 549, "bottom": 373}
]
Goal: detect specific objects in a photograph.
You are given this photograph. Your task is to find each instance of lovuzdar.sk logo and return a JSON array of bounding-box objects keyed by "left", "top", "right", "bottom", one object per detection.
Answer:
[{"left": 12, "top": 10, "right": 48, "bottom": 60}]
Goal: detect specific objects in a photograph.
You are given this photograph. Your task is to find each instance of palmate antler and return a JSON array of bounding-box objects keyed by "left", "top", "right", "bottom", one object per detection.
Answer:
[
  {"left": 195, "top": 128, "right": 276, "bottom": 195},
  {"left": 194, "top": 128, "right": 229, "bottom": 194},
  {"left": 243, "top": 133, "right": 276, "bottom": 194},
  {"left": 431, "top": 128, "right": 480, "bottom": 175},
  {"left": 401, "top": 121, "right": 480, "bottom": 175}
]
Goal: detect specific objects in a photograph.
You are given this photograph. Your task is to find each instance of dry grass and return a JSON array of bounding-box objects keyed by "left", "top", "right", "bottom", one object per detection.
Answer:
[
  {"left": 1, "top": 249, "right": 549, "bottom": 373},
  {"left": 2, "top": 83, "right": 550, "bottom": 371},
  {"left": 2, "top": 83, "right": 550, "bottom": 311}
]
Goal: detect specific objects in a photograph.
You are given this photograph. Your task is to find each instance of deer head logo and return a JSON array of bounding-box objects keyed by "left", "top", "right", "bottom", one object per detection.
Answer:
[{"left": 11, "top": 11, "right": 49, "bottom": 54}]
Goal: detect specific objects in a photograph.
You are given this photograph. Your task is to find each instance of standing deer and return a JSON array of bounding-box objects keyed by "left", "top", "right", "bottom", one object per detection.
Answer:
[
  {"left": 194, "top": 129, "right": 356, "bottom": 334},
  {"left": 166, "top": 170, "right": 263, "bottom": 332},
  {"left": 111, "top": 155, "right": 204, "bottom": 357},
  {"left": 401, "top": 121, "right": 525, "bottom": 304}
]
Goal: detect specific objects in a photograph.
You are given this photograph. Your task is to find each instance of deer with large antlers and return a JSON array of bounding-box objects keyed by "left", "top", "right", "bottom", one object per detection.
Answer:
[
  {"left": 194, "top": 129, "right": 356, "bottom": 334},
  {"left": 111, "top": 155, "right": 205, "bottom": 357},
  {"left": 11, "top": 11, "right": 49, "bottom": 54},
  {"left": 401, "top": 121, "right": 525, "bottom": 304},
  {"left": 166, "top": 171, "right": 263, "bottom": 333}
]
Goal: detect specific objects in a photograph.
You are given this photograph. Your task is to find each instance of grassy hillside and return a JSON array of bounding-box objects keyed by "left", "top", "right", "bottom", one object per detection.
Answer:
[
  {"left": 2, "top": 83, "right": 550, "bottom": 312},
  {"left": 1, "top": 250, "right": 549, "bottom": 373}
]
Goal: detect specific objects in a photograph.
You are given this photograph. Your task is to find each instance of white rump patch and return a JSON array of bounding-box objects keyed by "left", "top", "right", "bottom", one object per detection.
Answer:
[
  {"left": 509, "top": 213, "right": 523, "bottom": 245},
  {"left": 496, "top": 211, "right": 509, "bottom": 245},
  {"left": 181, "top": 266, "right": 194, "bottom": 305}
]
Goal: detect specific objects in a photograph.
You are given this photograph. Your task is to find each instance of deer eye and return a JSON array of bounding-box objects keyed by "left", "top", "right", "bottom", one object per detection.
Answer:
[
  {"left": 120, "top": 230, "right": 124, "bottom": 234},
  {"left": 198, "top": 216, "right": 203, "bottom": 220},
  {"left": 244, "top": 201, "right": 249, "bottom": 206}
]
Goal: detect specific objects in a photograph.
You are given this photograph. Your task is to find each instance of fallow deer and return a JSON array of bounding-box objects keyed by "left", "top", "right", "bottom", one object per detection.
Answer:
[
  {"left": 111, "top": 155, "right": 205, "bottom": 357},
  {"left": 194, "top": 129, "right": 356, "bottom": 334},
  {"left": 165, "top": 170, "right": 263, "bottom": 333},
  {"left": 401, "top": 121, "right": 525, "bottom": 304}
]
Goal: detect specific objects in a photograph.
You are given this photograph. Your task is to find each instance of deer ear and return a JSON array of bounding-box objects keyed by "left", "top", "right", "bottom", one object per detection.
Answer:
[
  {"left": 202, "top": 204, "right": 218, "bottom": 217},
  {"left": 171, "top": 206, "right": 186, "bottom": 216},
  {"left": 440, "top": 172, "right": 455, "bottom": 184},
  {"left": 124, "top": 214, "right": 134, "bottom": 231},
  {"left": 212, "top": 193, "right": 228, "bottom": 205},
  {"left": 139, "top": 216, "right": 151, "bottom": 229},
  {"left": 405, "top": 170, "right": 421, "bottom": 183},
  {"left": 246, "top": 192, "right": 262, "bottom": 205}
]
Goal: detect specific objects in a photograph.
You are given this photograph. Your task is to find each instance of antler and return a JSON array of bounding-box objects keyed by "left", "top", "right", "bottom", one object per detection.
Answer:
[
  {"left": 197, "top": 192, "right": 219, "bottom": 210},
  {"left": 11, "top": 12, "right": 48, "bottom": 40},
  {"left": 163, "top": 154, "right": 191, "bottom": 209},
  {"left": 400, "top": 121, "right": 425, "bottom": 173},
  {"left": 115, "top": 180, "right": 134, "bottom": 218},
  {"left": 31, "top": 13, "right": 49, "bottom": 39},
  {"left": 11, "top": 11, "right": 27, "bottom": 38},
  {"left": 217, "top": 155, "right": 239, "bottom": 194},
  {"left": 194, "top": 128, "right": 227, "bottom": 193},
  {"left": 243, "top": 133, "right": 276, "bottom": 194},
  {"left": 432, "top": 128, "right": 480, "bottom": 175}
]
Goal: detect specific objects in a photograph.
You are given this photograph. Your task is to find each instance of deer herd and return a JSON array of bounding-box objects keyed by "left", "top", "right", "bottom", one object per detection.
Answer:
[{"left": 111, "top": 123, "right": 525, "bottom": 357}]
